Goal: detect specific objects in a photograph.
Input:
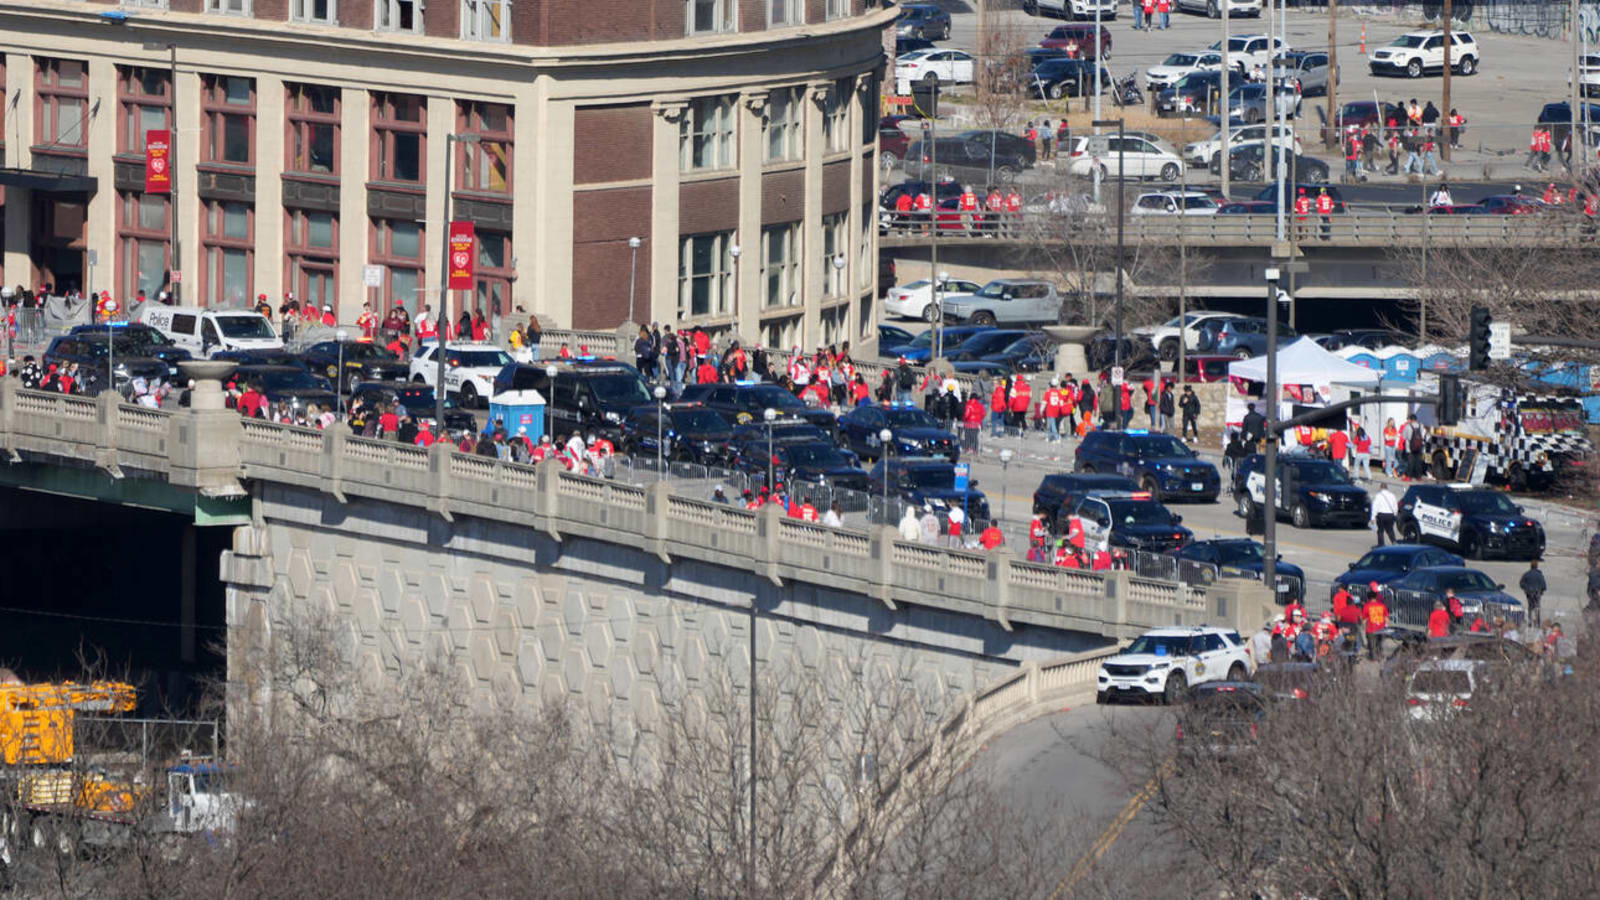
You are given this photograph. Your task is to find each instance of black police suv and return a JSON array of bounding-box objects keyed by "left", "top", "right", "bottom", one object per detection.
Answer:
[
  {"left": 679, "top": 382, "right": 838, "bottom": 437},
  {"left": 1074, "top": 429, "right": 1220, "bottom": 503},
  {"left": 299, "top": 340, "right": 410, "bottom": 393},
  {"left": 1169, "top": 538, "right": 1306, "bottom": 604},
  {"left": 1397, "top": 484, "right": 1546, "bottom": 560},
  {"left": 42, "top": 333, "right": 169, "bottom": 396},
  {"left": 837, "top": 404, "right": 959, "bottom": 462},
  {"left": 1032, "top": 472, "right": 1138, "bottom": 525},
  {"left": 69, "top": 323, "right": 192, "bottom": 378},
  {"left": 1383, "top": 566, "right": 1524, "bottom": 629},
  {"left": 1329, "top": 544, "right": 1464, "bottom": 602},
  {"left": 1230, "top": 453, "right": 1370, "bottom": 529},
  {"left": 494, "top": 360, "right": 652, "bottom": 442},
  {"left": 234, "top": 364, "right": 338, "bottom": 411},
  {"left": 868, "top": 456, "right": 990, "bottom": 525},
  {"left": 736, "top": 440, "right": 869, "bottom": 496},
  {"left": 619, "top": 403, "right": 736, "bottom": 466},
  {"left": 1068, "top": 490, "right": 1193, "bottom": 553},
  {"left": 349, "top": 381, "right": 475, "bottom": 433}
]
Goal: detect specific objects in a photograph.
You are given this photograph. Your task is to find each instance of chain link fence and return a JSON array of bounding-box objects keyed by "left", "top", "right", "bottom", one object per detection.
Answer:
[{"left": 73, "top": 717, "right": 221, "bottom": 770}]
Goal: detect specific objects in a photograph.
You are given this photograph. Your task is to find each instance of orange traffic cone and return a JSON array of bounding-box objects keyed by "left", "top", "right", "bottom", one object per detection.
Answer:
[{"left": 1360, "top": 22, "right": 1367, "bottom": 55}]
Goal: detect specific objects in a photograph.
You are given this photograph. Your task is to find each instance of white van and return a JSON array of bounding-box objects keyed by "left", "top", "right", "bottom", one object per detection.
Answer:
[{"left": 138, "top": 306, "right": 283, "bottom": 358}]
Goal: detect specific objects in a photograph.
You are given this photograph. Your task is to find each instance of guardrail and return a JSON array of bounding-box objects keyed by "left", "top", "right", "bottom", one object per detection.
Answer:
[
  {"left": 878, "top": 210, "right": 1593, "bottom": 248},
  {"left": 0, "top": 379, "right": 1273, "bottom": 642}
]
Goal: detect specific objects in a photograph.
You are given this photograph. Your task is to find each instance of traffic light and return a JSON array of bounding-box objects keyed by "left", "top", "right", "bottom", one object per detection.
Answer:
[
  {"left": 1468, "top": 306, "right": 1492, "bottom": 371},
  {"left": 1439, "top": 372, "right": 1462, "bottom": 426}
]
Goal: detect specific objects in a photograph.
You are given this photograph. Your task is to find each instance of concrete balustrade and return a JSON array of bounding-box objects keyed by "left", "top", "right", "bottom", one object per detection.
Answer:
[{"left": 0, "top": 381, "right": 1273, "bottom": 638}]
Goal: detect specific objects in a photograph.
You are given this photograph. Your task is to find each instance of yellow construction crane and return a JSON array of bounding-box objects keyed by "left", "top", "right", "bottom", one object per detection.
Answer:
[{"left": 0, "top": 675, "right": 138, "bottom": 766}]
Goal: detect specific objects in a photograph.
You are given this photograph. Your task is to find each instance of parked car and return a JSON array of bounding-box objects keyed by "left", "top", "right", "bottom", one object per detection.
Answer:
[
  {"left": 1023, "top": 0, "right": 1117, "bottom": 21},
  {"left": 1332, "top": 100, "right": 1405, "bottom": 132},
  {"left": 678, "top": 381, "right": 836, "bottom": 434},
  {"left": 1536, "top": 100, "right": 1600, "bottom": 146},
  {"left": 1086, "top": 332, "right": 1158, "bottom": 371},
  {"left": 906, "top": 136, "right": 1029, "bottom": 181},
  {"left": 839, "top": 404, "right": 960, "bottom": 461},
  {"left": 884, "top": 278, "right": 985, "bottom": 323},
  {"left": 868, "top": 456, "right": 990, "bottom": 524},
  {"left": 1406, "top": 659, "right": 1488, "bottom": 721},
  {"left": 1097, "top": 626, "right": 1253, "bottom": 705},
  {"left": 1226, "top": 144, "right": 1329, "bottom": 184},
  {"left": 1232, "top": 452, "right": 1371, "bottom": 529},
  {"left": 894, "top": 48, "right": 975, "bottom": 93},
  {"left": 1075, "top": 429, "right": 1221, "bottom": 503},
  {"left": 1384, "top": 566, "right": 1522, "bottom": 629},
  {"left": 1200, "top": 316, "right": 1299, "bottom": 358},
  {"left": 1065, "top": 133, "right": 1185, "bottom": 182},
  {"left": 940, "top": 278, "right": 1062, "bottom": 326},
  {"left": 1185, "top": 122, "right": 1300, "bottom": 168},
  {"left": 1568, "top": 53, "right": 1600, "bottom": 98},
  {"left": 1209, "top": 34, "right": 1288, "bottom": 73},
  {"left": 66, "top": 323, "right": 193, "bottom": 379},
  {"left": 1251, "top": 182, "right": 1345, "bottom": 212},
  {"left": 1132, "top": 190, "right": 1222, "bottom": 215},
  {"left": 349, "top": 381, "right": 475, "bottom": 433},
  {"left": 950, "top": 332, "right": 1058, "bottom": 375},
  {"left": 1315, "top": 329, "right": 1409, "bottom": 352},
  {"left": 1217, "top": 200, "right": 1276, "bottom": 214},
  {"left": 1156, "top": 70, "right": 1224, "bottom": 117},
  {"left": 895, "top": 3, "right": 951, "bottom": 41},
  {"left": 959, "top": 129, "right": 1040, "bottom": 167},
  {"left": 1397, "top": 484, "right": 1546, "bottom": 560},
  {"left": 1182, "top": 354, "right": 1236, "bottom": 382},
  {"left": 895, "top": 36, "right": 936, "bottom": 57},
  {"left": 1145, "top": 50, "right": 1225, "bottom": 92},
  {"left": 233, "top": 364, "right": 338, "bottom": 412},
  {"left": 1329, "top": 544, "right": 1464, "bottom": 602},
  {"left": 1369, "top": 30, "right": 1478, "bottom": 78},
  {"left": 877, "top": 323, "right": 917, "bottom": 354},
  {"left": 878, "top": 125, "right": 912, "bottom": 166},
  {"left": 890, "top": 324, "right": 995, "bottom": 363},
  {"left": 1170, "top": 538, "right": 1305, "bottom": 602},
  {"left": 1031, "top": 58, "right": 1112, "bottom": 100},
  {"left": 879, "top": 178, "right": 965, "bottom": 225},
  {"left": 1134, "top": 311, "right": 1245, "bottom": 361},
  {"left": 1038, "top": 23, "right": 1112, "bottom": 59},
  {"left": 735, "top": 439, "right": 870, "bottom": 494},
  {"left": 1176, "top": 0, "right": 1261, "bottom": 18},
  {"left": 41, "top": 333, "right": 168, "bottom": 396},
  {"left": 298, "top": 339, "right": 410, "bottom": 394},
  {"left": 409, "top": 342, "right": 514, "bottom": 408},
  {"left": 1033, "top": 471, "right": 1138, "bottom": 520},
  {"left": 619, "top": 402, "right": 737, "bottom": 466},
  {"left": 1476, "top": 194, "right": 1544, "bottom": 215},
  {"left": 943, "top": 328, "right": 1038, "bottom": 362},
  {"left": 1223, "top": 82, "right": 1301, "bottom": 124},
  {"left": 1273, "top": 49, "right": 1337, "bottom": 96}
]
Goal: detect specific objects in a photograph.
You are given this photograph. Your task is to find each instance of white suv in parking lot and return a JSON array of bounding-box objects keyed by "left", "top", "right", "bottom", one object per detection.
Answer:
[
  {"left": 1098, "top": 626, "right": 1254, "bottom": 704},
  {"left": 1369, "top": 30, "right": 1479, "bottom": 78}
]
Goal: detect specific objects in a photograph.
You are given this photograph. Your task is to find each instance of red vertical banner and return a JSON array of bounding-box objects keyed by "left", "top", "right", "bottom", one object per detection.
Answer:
[
  {"left": 145, "top": 129, "right": 171, "bottom": 194},
  {"left": 447, "top": 221, "right": 475, "bottom": 291}
]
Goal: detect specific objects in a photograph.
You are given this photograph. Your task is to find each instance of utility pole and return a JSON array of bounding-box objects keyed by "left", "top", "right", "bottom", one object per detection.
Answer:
[
  {"left": 1574, "top": 0, "right": 1586, "bottom": 183},
  {"left": 1327, "top": 0, "right": 1338, "bottom": 152},
  {"left": 1262, "top": 266, "right": 1281, "bottom": 592},
  {"left": 1220, "top": 0, "right": 1231, "bottom": 201},
  {"left": 928, "top": 90, "right": 943, "bottom": 360},
  {"left": 1441, "top": 0, "right": 1453, "bottom": 162},
  {"left": 1095, "top": 118, "right": 1126, "bottom": 369},
  {"left": 1178, "top": 160, "right": 1188, "bottom": 394}
]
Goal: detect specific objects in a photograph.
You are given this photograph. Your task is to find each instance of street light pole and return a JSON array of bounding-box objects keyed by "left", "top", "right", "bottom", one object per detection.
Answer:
[
  {"left": 627, "top": 236, "right": 642, "bottom": 325},
  {"left": 435, "top": 132, "right": 480, "bottom": 428},
  {"left": 143, "top": 42, "right": 181, "bottom": 302},
  {"left": 544, "top": 363, "right": 558, "bottom": 442},
  {"left": 336, "top": 328, "right": 349, "bottom": 415},
  {"left": 764, "top": 407, "right": 777, "bottom": 490},
  {"left": 878, "top": 427, "right": 894, "bottom": 524},
  {"left": 998, "top": 447, "right": 1013, "bottom": 526},
  {"left": 1094, "top": 118, "right": 1126, "bottom": 369},
  {"left": 1263, "top": 266, "right": 1281, "bottom": 591},
  {"left": 729, "top": 243, "right": 742, "bottom": 342},
  {"left": 655, "top": 384, "right": 668, "bottom": 478}
]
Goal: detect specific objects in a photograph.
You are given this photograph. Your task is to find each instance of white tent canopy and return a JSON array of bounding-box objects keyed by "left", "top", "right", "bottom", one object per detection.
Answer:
[{"left": 1228, "top": 336, "right": 1383, "bottom": 388}]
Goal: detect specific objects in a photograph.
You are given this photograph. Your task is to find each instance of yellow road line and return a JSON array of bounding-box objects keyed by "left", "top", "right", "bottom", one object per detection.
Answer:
[{"left": 1048, "top": 758, "right": 1174, "bottom": 900}]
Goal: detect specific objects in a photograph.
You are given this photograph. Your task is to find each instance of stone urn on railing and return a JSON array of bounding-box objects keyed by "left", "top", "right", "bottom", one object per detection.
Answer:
[{"left": 1041, "top": 325, "right": 1098, "bottom": 378}]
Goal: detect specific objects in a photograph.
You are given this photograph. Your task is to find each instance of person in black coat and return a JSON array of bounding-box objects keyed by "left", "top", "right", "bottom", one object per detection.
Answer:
[{"left": 1241, "top": 402, "right": 1266, "bottom": 449}]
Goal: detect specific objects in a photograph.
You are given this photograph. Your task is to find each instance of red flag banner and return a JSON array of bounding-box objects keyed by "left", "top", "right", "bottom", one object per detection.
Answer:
[
  {"left": 145, "top": 129, "right": 171, "bottom": 194},
  {"left": 447, "top": 221, "right": 475, "bottom": 291}
]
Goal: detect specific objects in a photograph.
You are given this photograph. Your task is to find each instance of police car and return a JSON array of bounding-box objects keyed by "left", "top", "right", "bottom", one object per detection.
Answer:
[
  {"left": 1397, "top": 484, "right": 1546, "bottom": 561},
  {"left": 1067, "top": 490, "right": 1192, "bottom": 554},
  {"left": 1074, "top": 430, "right": 1220, "bottom": 503},
  {"left": 409, "top": 342, "right": 514, "bottom": 409},
  {"left": 869, "top": 456, "right": 990, "bottom": 525},
  {"left": 1232, "top": 453, "right": 1370, "bottom": 529},
  {"left": 1097, "top": 626, "right": 1254, "bottom": 705},
  {"left": 838, "top": 403, "right": 960, "bottom": 462}
]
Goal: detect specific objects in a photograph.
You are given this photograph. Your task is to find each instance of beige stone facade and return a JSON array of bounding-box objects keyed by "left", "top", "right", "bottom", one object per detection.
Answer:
[{"left": 0, "top": 0, "right": 889, "bottom": 347}]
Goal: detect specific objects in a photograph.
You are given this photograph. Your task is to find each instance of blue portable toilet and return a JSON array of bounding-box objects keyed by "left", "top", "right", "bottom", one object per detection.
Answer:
[
  {"left": 1380, "top": 351, "right": 1419, "bottom": 384},
  {"left": 1344, "top": 350, "right": 1382, "bottom": 372},
  {"left": 1422, "top": 350, "right": 1462, "bottom": 373},
  {"left": 488, "top": 388, "right": 547, "bottom": 442}
]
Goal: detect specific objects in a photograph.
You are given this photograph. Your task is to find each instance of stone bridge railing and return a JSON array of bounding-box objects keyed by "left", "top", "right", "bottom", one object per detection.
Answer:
[{"left": 0, "top": 379, "right": 1272, "bottom": 640}]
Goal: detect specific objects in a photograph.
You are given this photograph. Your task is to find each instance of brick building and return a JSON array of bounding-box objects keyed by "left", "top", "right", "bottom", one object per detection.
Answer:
[{"left": 0, "top": 0, "right": 890, "bottom": 348}]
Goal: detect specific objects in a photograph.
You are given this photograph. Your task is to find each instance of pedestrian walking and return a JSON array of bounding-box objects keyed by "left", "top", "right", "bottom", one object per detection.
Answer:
[
  {"left": 1520, "top": 559, "right": 1546, "bottom": 628},
  {"left": 1371, "top": 483, "right": 1398, "bottom": 545},
  {"left": 1364, "top": 585, "right": 1389, "bottom": 660},
  {"left": 1159, "top": 382, "right": 1175, "bottom": 435},
  {"left": 1179, "top": 385, "right": 1200, "bottom": 441},
  {"left": 1351, "top": 424, "right": 1373, "bottom": 478},
  {"left": 1404, "top": 414, "right": 1425, "bottom": 480},
  {"left": 1382, "top": 417, "right": 1399, "bottom": 476}
]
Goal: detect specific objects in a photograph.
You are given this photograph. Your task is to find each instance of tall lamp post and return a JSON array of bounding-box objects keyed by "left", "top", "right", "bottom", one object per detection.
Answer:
[
  {"left": 728, "top": 243, "right": 742, "bottom": 342},
  {"left": 434, "top": 132, "right": 481, "bottom": 428},
  {"left": 1262, "top": 266, "right": 1281, "bottom": 592},
  {"left": 998, "top": 447, "right": 1014, "bottom": 526},
  {"left": 1092, "top": 118, "right": 1126, "bottom": 368},
  {"left": 654, "top": 384, "right": 669, "bottom": 478},
  {"left": 335, "top": 328, "right": 349, "bottom": 415},
  {"left": 543, "top": 363, "right": 558, "bottom": 442},
  {"left": 878, "top": 427, "right": 894, "bottom": 524},
  {"left": 142, "top": 41, "right": 180, "bottom": 303},
  {"left": 765, "top": 407, "right": 778, "bottom": 490},
  {"left": 627, "top": 236, "right": 642, "bottom": 325}
]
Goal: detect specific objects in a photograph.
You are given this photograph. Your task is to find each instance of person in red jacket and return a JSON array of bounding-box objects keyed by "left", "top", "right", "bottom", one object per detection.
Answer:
[
  {"left": 894, "top": 191, "right": 913, "bottom": 230},
  {"left": 1117, "top": 382, "right": 1134, "bottom": 430},
  {"left": 1363, "top": 586, "right": 1389, "bottom": 660},
  {"left": 1327, "top": 426, "right": 1349, "bottom": 468},
  {"left": 414, "top": 420, "right": 436, "bottom": 447},
  {"left": 1029, "top": 513, "right": 1049, "bottom": 546},
  {"left": 695, "top": 357, "right": 719, "bottom": 385},
  {"left": 980, "top": 524, "right": 1005, "bottom": 550},
  {"left": 1427, "top": 599, "right": 1451, "bottom": 638},
  {"left": 1008, "top": 377, "right": 1031, "bottom": 435},
  {"left": 990, "top": 378, "right": 1008, "bottom": 439},
  {"left": 1043, "top": 380, "right": 1064, "bottom": 442}
]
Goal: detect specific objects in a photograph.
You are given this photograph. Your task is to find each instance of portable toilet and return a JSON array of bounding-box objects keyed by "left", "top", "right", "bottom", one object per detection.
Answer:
[
  {"left": 488, "top": 388, "right": 547, "bottom": 442},
  {"left": 1380, "top": 349, "right": 1420, "bottom": 384}
]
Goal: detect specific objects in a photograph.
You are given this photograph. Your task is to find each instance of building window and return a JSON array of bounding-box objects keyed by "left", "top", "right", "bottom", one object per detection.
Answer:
[
  {"left": 475, "top": 229, "right": 513, "bottom": 317},
  {"left": 286, "top": 83, "right": 339, "bottom": 176},
  {"left": 458, "top": 101, "right": 512, "bottom": 193},
  {"left": 678, "top": 231, "right": 733, "bottom": 319},
  {"left": 372, "top": 218, "right": 425, "bottom": 312},
  {"left": 821, "top": 306, "right": 846, "bottom": 347},
  {"left": 35, "top": 58, "right": 88, "bottom": 151},
  {"left": 292, "top": 0, "right": 338, "bottom": 24},
  {"left": 821, "top": 212, "right": 847, "bottom": 298},
  {"left": 375, "top": 0, "right": 421, "bottom": 32},
  {"left": 372, "top": 92, "right": 426, "bottom": 185},
  {"left": 687, "top": 0, "right": 734, "bottom": 34},
  {"left": 287, "top": 210, "right": 339, "bottom": 318},
  {"left": 825, "top": 0, "right": 846, "bottom": 19},
  {"left": 679, "top": 96, "right": 735, "bottom": 172},
  {"left": 117, "top": 191, "right": 169, "bottom": 306},
  {"left": 201, "top": 200, "right": 254, "bottom": 307},
  {"left": 765, "top": 87, "right": 803, "bottom": 163},
  {"left": 761, "top": 223, "right": 800, "bottom": 309},
  {"left": 117, "top": 67, "right": 170, "bottom": 156},
  {"left": 769, "top": 0, "right": 798, "bottom": 27},
  {"left": 859, "top": 74, "right": 878, "bottom": 145},
  {"left": 857, "top": 203, "right": 872, "bottom": 289},
  {"left": 822, "top": 80, "right": 850, "bottom": 153},
  {"left": 462, "top": 0, "right": 510, "bottom": 40},
  {"left": 206, "top": 0, "right": 251, "bottom": 12},
  {"left": 122, "top": 0, "right": 170, "bottom": 9},
  {"left": 201, "top": 75, "right": 255, "bottom": 166}
]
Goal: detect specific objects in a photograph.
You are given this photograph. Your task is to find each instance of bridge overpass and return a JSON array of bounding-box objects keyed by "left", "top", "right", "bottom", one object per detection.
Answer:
[{"left": 0, "top": 371, "right": 1270, "bottom": 760}]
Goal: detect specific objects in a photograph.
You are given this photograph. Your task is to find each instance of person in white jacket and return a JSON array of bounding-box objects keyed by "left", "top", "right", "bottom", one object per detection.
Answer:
[
  {"left": 899, "top": 505, "right": 922, "bottom": 542},
  {"left": 1370, "top": 485, "right": 1399, "bottom": 545}
]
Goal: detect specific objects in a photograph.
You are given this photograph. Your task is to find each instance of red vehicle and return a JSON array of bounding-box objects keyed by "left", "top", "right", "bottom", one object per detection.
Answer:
[
  {"left": 1181, "top": 354, "right": 1234, "bottom": 383},
  {"left": 1039, "top": 24, "right": 1111, "bottom": 60},
  {"left": 879, "top": 126, "right": 911, "bottom": 166},
  {"left": 1476, "top": 195, "right": 1544, "bottom": 215},
  {"left": 932, "top": 196, "right": 990, "bottom": 233},
  {"left": 1424, "top": 204, "right": 1483, "bottom": 215}
]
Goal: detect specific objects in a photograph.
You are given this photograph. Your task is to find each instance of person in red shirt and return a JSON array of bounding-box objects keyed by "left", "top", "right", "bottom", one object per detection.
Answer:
[
  {"left": 1363, "top": 586, "right": 1389, "bottom": 660},
  {"left": 958, "top": 187, "right": 979, "bottom": 231},
  {"left": 1427, "top": 599, "right": 1451, "bottom": 638},
  {"left": 1293, "top": 188, "right": 1312, "bottom": 240},
  {"left": 1004, "top": 188, "right": 1023, "bottom": 236},
  {"left": 320, "top": 304, "right": 336, "bottom": 327},
  {"left": 979, "top": 524, "right": 1005, "bottom": 550},
  {"left": 961, "top": 393, "right": 985, "bottom": 452},
  {"left": 1043, "top": 380, "right": 1064, "bottom": 442},
  {"left": 894, "top": 191, "right": 914, "bottom": 230},
  {"left": 695, "top": 358, "right": 719, "bottom": 384},
  {"left": 414, "top": 421, "right": 436, "bottom": 447},
  {"left": 851, "top": 373, "right": 871, "bottom": 406},
  {"left": 1008, "top": 377, "right": 1031, "bottom": 435},
  {"left": 1315, "top": 188, "right": 1334, "bottom": 239},
  {"left": 913, "top": 191, "right": 933, "bottom": 232},
  {"left": 990, "top": 379, "right": 1008, "bottom": 439},
  {"left": 378, "top": 406, "right": 400, "bottom": 437},
  {"left": 1029, "top": 513, "right": 1050, "bottom": 546},
  {"left": 1327, "top": 426, "right": 1349, "bottom": 468},
  {"left": 1117, "top": 382, "right": 1133, "bottom": 430},
  {"left": 693, "top": 328, "right": 711, "bottom": 361},
  {"left": 799, "top": 497, "right": 819, "bottom": 522}
]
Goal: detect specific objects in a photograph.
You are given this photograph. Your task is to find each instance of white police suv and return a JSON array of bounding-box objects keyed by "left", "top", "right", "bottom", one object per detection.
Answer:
[{"left": 1097, "top": 626, "right": 1254, "bottom": 705}]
